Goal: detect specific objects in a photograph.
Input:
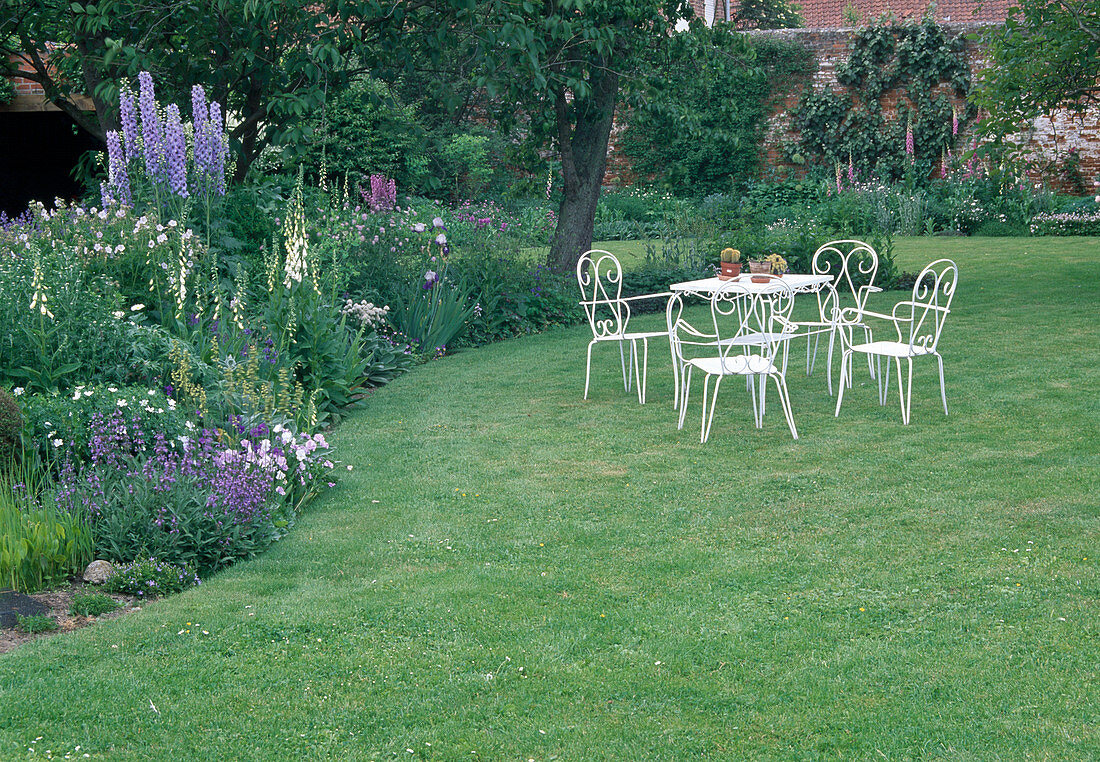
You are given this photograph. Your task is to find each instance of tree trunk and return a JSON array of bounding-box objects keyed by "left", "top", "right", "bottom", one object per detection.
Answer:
[{"left": 547, "top": 66, "right": 619, "bottom": 273}]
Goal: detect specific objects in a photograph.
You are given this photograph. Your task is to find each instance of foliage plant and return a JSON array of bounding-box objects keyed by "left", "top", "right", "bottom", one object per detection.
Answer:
[
  {"left": 0, "top": 461, "right": 93, "bottom": 593},
  {"left": 69, "top": 592, "right": 121, "bottom": 617},
  {"left": 15, "top": 614, "right": 58, "bottom": 633},
  {"left": 102, "top": 557, "right": 200, "bottom": 599}
]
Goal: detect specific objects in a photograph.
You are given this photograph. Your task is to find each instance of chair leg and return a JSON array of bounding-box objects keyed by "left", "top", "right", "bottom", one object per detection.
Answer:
[
  {"left": 937, "top": 354, "right": 948, "bottom": 415},
  {"left": 619, "top": 341, "right": 630, "bottom": 392},
  {"left": 700, "top": 374, "right": 710, "bottom": 442},
  {"left": 639, "top": 338, "right": 649, "bottom": 404},
  {"left": 806, "top": 332, "right": 817, "bottom": 376},
  {"left": 864, "top": 325, "right": 875, "bottom": 379},
  {"left": 678, "top": 366, "right": 693, "bottom": 430},
  {"left": 894, "top": 357, "right": 908, "bottom": 424},
  {"left": 584, "top": 341, "right": 596, "bottom": 399},
  {"left": 631, "top": 338, "right": 645, "bottom": 404},
  {"left": 670, "top": 346, "right": 680, "bottom": 411},
  {"left": 825, "top": 328, "right": 835, "bottom": 396},
  {"left": 905, "top": 358, "right": 914, "bottom": 425},
  {"left": 880, "top": 356, "right": 891, "bottom": 406},
  {"left": 757, "top": 370, "right": 767, "bottom": 428},
  {"left": 773, "top": 373, "right": 798, "bottom": 439},
  {"left": 834, "top": 348, "right": 849, "bottom": 417},
  {"left": 703, "top": 374, "right": 723, "bottom": 443}
]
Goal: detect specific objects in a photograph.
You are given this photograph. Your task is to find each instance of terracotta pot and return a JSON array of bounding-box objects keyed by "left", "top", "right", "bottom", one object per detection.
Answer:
[
  {"left": 750, "top": 275, "right": 773, "bottom": 283},
  {"left": 748, "top": 261, "right": 771, "bottom": 274},
  {"left": 718, "top": 261, "right": 741, "bottom": 280}
]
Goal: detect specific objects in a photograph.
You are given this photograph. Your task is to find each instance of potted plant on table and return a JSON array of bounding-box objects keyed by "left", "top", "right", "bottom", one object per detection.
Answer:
[
  {"left": 749, "top": 253, "right": 788, "bottom": 282},
  {"left": 718, "top": 248, "right": 741, "bottom": 280}
]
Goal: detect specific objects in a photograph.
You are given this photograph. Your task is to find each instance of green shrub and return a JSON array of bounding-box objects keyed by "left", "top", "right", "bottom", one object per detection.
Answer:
[
  {"left": 0, "top": 387, "right": 20, "bottom": 466},
  {"left": 70, "top": 592, "right": 120, "bottom": 617},
  {"left": 103, "top": 558, "right": 200, "bottom": 599},
  {"left": 298, "top": 77, "right": 430, "bottom": 192}
]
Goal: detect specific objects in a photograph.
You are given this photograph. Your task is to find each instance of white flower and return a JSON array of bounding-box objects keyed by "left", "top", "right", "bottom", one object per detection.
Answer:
[
  {"left": 108, "top": 386, "right": 118, "bottom": 392},
  {"left": 112, "top": 310, "right": 125, "bottom": 319},
  {"left": 167, "top": 399, "right": 176, "bottom": 409},
  {"left": 148, "top": 390, "right": 156, "bottom": 396},
  {"left": 11, "top": 387, "right": 24, "bottom": 396},
  {"left": 117, "top": 399, "right": 128, "bottom": 407},
  {"left": 131, "top": 303, "right": 145, "bottom": 311},
  {"left": 52, "top": 438, "right": 63, "bottom": 447}
]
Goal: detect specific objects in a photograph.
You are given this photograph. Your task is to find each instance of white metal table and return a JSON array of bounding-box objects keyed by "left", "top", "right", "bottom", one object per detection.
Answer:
[
  {"left": 666, "top": 273, "right": 835, "bottom": 411},
  {"left": 670, "top": 273, "right": 834, "bottom": 297}
]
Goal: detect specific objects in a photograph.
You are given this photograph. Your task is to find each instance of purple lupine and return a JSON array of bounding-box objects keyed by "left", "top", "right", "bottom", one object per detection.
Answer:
[
  {"left": 165, "top": 104, "right": 189, "bottom": 197},
  {"left": 106, "top": 130, "right": 132, "bottom": 206},
  {"left": 905, "top": 116, "right": 915, "bottom": 157},
  {"left": 119, "top": 88, "right": 139, "bottom": 163},
  {"left": 138, "top": 71, "right": 166, "bottom": 182},
  {"left": 208, "top": 100, "right": 227, "bottom": 195}
]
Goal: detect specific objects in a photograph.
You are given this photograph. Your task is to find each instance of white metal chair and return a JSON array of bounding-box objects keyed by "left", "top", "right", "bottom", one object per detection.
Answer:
[
  {"left": 676, "top": 279, "right": 799, "bottom": 442},
  {"left": 834, "top": 258, "right": 958, "bottom": 425},
  {"left": 799, "top": 239, "right": 882, "bottom": 395},
  {"left": 577, "top": 250, "right": 670, "bottom": 404}
]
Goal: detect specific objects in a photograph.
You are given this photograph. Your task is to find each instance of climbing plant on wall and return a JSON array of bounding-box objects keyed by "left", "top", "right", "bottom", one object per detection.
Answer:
[{"left": 790, "top": 16, "right": 974, "bottom": 183}]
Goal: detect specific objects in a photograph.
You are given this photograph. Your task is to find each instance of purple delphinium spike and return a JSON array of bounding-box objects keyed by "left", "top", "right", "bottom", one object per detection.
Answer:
[
  {"left": 138, "top": 71, "right": 166, "bottom": 182},
  {"left": 119, "top": 88, "right": 139, "bottom": 163},
  {"left": 208, "top": 100, "right": 227, "bottom": 195},
  {"left": 106, "top": 130, "right": 132, "bottom": 205},
  {"left": 191, "top": 85, "right": 210, "bottom": 187},
  {"left": 165, "top": 104, "right": 189, "bottom": 197}
]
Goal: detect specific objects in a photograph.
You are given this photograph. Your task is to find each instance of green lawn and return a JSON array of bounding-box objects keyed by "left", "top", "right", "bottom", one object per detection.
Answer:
[{"left": 1, "top": 237, "right": 1097, "bottom": 759}]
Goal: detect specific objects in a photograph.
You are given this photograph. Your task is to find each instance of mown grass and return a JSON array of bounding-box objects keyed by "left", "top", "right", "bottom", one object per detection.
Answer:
[{"left": 0, "top": 237, "right": 1097, "bottom": 759}]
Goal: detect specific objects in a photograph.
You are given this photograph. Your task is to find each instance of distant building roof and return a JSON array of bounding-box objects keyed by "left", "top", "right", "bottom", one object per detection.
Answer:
[{"left": 687, "top": 0, "right": 1010, "bottom": 28}]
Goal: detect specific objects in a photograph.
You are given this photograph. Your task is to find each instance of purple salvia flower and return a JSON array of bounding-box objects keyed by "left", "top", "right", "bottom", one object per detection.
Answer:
[
  {"left": 165, "top": 104, "right": 189, "bottom": 197},
  {"left": 119, "top": 88, "right": 139, "bottom": 163},
  {"left": 106, "top": 130, "right": 132, "bottom": 205},
  {"left": 138, "top": 71, "right": 166, "bottom": 182}
]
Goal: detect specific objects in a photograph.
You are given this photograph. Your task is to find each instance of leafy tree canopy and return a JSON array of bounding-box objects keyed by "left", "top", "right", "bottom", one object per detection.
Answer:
[
  {"left": 458, "top": 0, "right": 694, "bottom": 269},
  {"left": 975, "top": 0, "right": 1100, "bottom": 154},
  {"left": 2, "top": 0, "right": 468, "bottom": 180}
]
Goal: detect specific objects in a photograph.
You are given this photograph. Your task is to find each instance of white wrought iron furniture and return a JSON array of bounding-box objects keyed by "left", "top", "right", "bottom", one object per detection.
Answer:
[
  {"left": 834, "top": 258, "right": 958, "bottom": 425},
  {"left": 668, "top": 273, "right": 832, "bottom": 411},
  {"left": 798, "top": 240, "right": 882, "bottom": 395},
  {"left": 577, "top": 250, "right": 671, "bottom": 404},
  {"left": 675, "top": 278, "right": 800, "bottom": 442}
]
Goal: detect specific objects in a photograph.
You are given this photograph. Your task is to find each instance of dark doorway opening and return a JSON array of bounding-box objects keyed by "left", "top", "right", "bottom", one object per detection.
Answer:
[{"left": 0, "top": 111, "right": 100, "bottom": 218}]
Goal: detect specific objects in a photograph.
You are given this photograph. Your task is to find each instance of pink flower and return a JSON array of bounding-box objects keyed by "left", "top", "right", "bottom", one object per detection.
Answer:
[{"left": 905, "top": 117, "right": 915, "bottom": 156}]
